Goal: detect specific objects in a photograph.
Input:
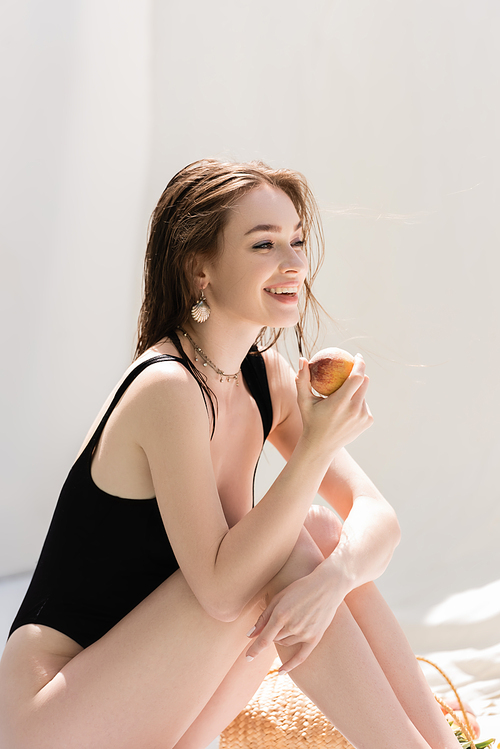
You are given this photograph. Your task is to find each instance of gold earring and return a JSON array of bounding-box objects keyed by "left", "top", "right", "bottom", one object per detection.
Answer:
[{"left": 191, "top": 290, "right": 211, "bottom": 323}]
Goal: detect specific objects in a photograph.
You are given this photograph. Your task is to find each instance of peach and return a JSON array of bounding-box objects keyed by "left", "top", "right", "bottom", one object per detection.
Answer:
[{"left": 309, "top": 347, "right": 355, "bottom": 396}]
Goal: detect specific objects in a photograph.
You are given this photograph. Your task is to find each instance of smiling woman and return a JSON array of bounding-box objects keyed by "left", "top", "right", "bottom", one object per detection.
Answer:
[{"left": 0, "top": 159, "right": 463, "bottom": 749}]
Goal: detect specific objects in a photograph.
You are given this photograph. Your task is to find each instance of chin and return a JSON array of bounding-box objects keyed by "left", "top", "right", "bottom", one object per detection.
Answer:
[
  {"left": 268, "top": 313, "right": 300, "bottom": 330},
  {"left": 251, "top": 302, "right": 301, "bottom": 331}
]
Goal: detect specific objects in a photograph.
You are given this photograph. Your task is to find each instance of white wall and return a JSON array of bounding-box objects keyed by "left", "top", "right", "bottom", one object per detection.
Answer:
[
  {"left": 1, "top": 0, "right": 499, "bottom": 651},
  {"left": 0, "top": 0, "right": 152, "bottom": 573}
]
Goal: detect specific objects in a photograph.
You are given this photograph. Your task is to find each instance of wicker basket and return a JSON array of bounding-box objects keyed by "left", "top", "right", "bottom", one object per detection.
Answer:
[
  {"left": 219, "top": 656, "right": 478, "bottom": 749},
  {"left": 219, "top": 658, "right": 354, "bottom": 749},
  {"left": 416, "top": 656, "right": 477, "bottom": 747}
]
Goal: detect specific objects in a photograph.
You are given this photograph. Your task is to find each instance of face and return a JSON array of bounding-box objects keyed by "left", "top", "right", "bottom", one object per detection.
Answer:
[{"left": 201, "top": 184, "right": 308, "bottom": 331}]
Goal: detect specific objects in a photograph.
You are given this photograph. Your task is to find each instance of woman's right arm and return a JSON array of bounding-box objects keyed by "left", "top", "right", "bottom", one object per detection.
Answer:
[{"left": 135, "top": 357, "right": 371, "bottom": 622}]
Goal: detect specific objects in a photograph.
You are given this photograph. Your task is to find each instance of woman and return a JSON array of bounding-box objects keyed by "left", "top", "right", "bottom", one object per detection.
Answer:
[{"left": 0, "top": 159, "right": 461, "bottom": 748}]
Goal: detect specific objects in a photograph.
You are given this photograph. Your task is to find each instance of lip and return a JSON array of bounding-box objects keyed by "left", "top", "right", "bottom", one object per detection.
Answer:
[
  {"left": 264, "top": 282, "right": 300, "bottom": 290},
  {"left": 263, "top": 283, "right": 300, "bottom": 304}
]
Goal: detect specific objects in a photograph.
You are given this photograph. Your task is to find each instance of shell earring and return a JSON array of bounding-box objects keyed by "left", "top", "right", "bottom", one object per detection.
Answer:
[{"left": 191, "top": 290, "right": 211, "bottom": 323}]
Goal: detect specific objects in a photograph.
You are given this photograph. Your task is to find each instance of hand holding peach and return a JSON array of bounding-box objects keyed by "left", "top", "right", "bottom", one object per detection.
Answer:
[
  {"left": 309, "top": 347, "right": 355, "bottom": 396},
  {"left": 295, "top": 348, "right": 372, "bottom": 456}
]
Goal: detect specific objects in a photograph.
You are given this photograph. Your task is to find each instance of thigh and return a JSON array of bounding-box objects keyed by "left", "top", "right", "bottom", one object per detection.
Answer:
[
  {"left": 175, "top": 509, "right": 343, "bottom": 749},
  {"left": 173, "top": 646, "right": 277, "bottom": 749},
  {"left": 0, "top": 516, "right": 331, "bottom": 749},
  {"left": 0, "top": 570, "right": 264, "bottom": 749}
]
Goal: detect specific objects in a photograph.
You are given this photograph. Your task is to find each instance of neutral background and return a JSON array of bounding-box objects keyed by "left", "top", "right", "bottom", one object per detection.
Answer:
[{"left": 1, "top": 0, "right": 499, "bottom": 737}]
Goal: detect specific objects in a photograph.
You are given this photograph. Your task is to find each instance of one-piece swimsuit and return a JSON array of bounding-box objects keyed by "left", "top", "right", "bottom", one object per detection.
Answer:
[{"left": 9, "top": 350, "right": 273, "bottom": 648}]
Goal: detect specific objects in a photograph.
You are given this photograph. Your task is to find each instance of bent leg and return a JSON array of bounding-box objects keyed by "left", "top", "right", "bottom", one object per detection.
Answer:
[
  {"left": 344, "top": 583, "right": 460, "bottom": 749},
  {"left": 0, "top": 512, "right": 329, "bottom": 749},
  {"left": 173, "top": 647, "right": 277, "bottom": 749},
  {"left": 269, "top": 506, "right": 459, "bottom": 748},
  {"left": 1, "top": 572, "right": 267, "bottom": 749},
  {"left": 275, "top": 602, "right": 459, "bottom": 749},
  {"left": 174, "top": 518, "right": 329, "bottom": 749}
]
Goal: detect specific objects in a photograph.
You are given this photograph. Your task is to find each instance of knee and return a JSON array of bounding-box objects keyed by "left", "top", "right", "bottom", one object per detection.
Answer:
[
  {"left": 304, "top": 505, "right": 343, "bottom": 558},
  {"left": 260, "top": 507, "right": 343, "bottom": 607},
  {"left": 262, "top": 524, "right": 324, "bottom": 606}
]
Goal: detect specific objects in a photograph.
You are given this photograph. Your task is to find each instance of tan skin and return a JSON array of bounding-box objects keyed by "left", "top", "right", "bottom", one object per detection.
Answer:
[{"left": 0, "top": 186, "right": 462, "bottom": 749}]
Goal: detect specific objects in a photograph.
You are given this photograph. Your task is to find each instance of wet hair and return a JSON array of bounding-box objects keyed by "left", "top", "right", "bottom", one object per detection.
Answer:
[{"left": 134, "top": 158, "right": 325, "bottom": 430}]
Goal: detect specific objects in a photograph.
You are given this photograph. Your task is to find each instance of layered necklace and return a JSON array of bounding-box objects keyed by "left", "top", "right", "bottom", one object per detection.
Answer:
[{"left": 178, "top": 328, "right": 241, "bottom": 385}]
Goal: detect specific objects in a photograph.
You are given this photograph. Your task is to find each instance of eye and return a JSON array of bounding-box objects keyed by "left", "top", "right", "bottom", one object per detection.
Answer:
[
  {"left": 292, "top": 239, "right": 305, "bottom": 249},
  {"left": 253, "top": 241, "right": 274, "bottom": 250}
]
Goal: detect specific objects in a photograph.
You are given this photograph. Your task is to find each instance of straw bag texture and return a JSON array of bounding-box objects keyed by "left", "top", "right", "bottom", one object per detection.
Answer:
[
  {"left": 219, "top": 658, "right": 354, "bottom": 749},
  {"left": 219, "top": 656, "right": 480, "bottom": 749}
]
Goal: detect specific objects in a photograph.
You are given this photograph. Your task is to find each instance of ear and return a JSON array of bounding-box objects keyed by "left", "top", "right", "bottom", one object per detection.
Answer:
[
  {"left": 192, "top": 271, "right": 209, "bottom": 295},
  {"left": 191, "top": 254, "right": 210, "bottom": 291}
]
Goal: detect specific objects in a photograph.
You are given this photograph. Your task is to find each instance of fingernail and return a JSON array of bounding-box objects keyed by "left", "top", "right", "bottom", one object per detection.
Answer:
[
  {"left": 277, "top": 669, "right": 287, "bottom": 677},
  {"left": 246, "top": 626, "right": 256, "bottom": 637},
  {"left": 298, "top": 359, "right": 304, "bottom": 371},
  {"left": 246, "top": 655, "right": 254, "bottom": 662}
]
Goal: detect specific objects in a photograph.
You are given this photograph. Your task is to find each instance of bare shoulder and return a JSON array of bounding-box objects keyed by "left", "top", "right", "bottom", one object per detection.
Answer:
[
  {"left": 130, "top": 353, "right": 200, "bottom": 395},
  {"left": 121, "top": 355, "right": 217, "bottom": 511},
  {"left": 261, "top": 347, "right": 297, "bottom": 392},
  {"left": 125, "top": 356, "right": 212, "bottom": 446},
  {"left": 76, "top": 351, "right": 208, "bottom": 462}
]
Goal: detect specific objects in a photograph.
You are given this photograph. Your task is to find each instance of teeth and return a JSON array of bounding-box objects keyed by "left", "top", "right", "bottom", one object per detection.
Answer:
[{"left": 266, "top": 287, "right": 298, "bottom": 295}]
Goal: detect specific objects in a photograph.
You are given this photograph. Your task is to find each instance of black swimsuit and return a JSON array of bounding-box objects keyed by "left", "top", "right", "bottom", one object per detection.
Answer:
[{"left": 9, "top": 351, "right": 273, "bottom": 648}]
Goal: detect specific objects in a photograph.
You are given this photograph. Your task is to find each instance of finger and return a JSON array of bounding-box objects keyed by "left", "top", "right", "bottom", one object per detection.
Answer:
[
  {"left": 334, "top": 357, "right": 366, "bottom": 398},
  {"left": 277, "top": 641, "right": 317, "bottom": 675},
  {"left": 246, "top": 614, "right": 287, "bottom": 661},
  {"left": 351, "top": 353, "right": 366, "bottom": 376},
  {"left": 273, "top": 633, "right": 303, "bottom": 646},
  {"left": 246, "top": 592, "right": 283, "bottom": 639},
  {"left": 246, "top": 610, "right": 270, "bottom": 639},
  {"left": 295, "top": 358, "right": 312, "bottom": 402},
  {"left": 350, "top": 377, "right": 374, "bottom": 426},
  {"left": 246, "top": 626, "right": 284, "bottom": 662},
  {"left": 246, "top": 620, "right": 284, "bottom": 659},
  {"left": 350, "top": 374, "right": 370, "bottom": 402}
]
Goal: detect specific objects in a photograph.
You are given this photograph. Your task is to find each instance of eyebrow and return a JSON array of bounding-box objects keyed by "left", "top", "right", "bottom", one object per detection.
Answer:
[{"left": 244, "top": 221, "right": 302, "bottom": 236}]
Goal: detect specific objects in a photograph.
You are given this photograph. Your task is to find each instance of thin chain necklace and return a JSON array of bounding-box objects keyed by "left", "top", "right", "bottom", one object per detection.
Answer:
[{"left": 178, "top": 328, "right": 241, "bottom": 385}]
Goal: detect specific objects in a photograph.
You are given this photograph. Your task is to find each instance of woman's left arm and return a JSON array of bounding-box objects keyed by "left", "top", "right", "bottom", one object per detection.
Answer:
[
  {"left": 265, "top": 350, "right": 401, "bottom": 591},
  {"left": 246, "top": 352, "right": 401, "bottom": 670}
]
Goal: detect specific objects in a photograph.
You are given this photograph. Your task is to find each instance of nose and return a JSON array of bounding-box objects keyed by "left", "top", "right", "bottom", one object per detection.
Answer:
[{"left": 278, "top": 244, "right": 308, "bottom": 275}]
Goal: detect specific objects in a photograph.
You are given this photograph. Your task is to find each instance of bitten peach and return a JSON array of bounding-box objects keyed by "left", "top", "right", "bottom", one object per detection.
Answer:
[{"left": 309, "top": 347, "right": 355, "bottom": 396}]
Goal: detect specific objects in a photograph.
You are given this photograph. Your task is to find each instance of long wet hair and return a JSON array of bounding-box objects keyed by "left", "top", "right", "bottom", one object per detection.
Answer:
[{"left": 134, "top": 158, "right": 325, "bottom": 430}]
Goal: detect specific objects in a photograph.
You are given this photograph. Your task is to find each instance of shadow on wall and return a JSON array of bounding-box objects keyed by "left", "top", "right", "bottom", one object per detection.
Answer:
[{"left": 402, "top": 579, "right": 500, "bottom": 653}]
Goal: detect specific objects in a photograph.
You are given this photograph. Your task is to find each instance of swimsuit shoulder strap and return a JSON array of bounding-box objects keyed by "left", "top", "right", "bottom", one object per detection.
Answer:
[
  {"left": 241, "top": 348, "right": 273, "bottom": 442},
  {"left": 85, "top": 355, "right": 184, "bottom": 454}
]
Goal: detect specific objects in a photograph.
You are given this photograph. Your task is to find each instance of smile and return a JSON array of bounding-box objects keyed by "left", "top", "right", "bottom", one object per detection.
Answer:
[
  {"left": 264, "top": 287, "right": 299, "bottom": 295},
  {"left": 263, "top": 286, "right": 300, "bottom": 305}
]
